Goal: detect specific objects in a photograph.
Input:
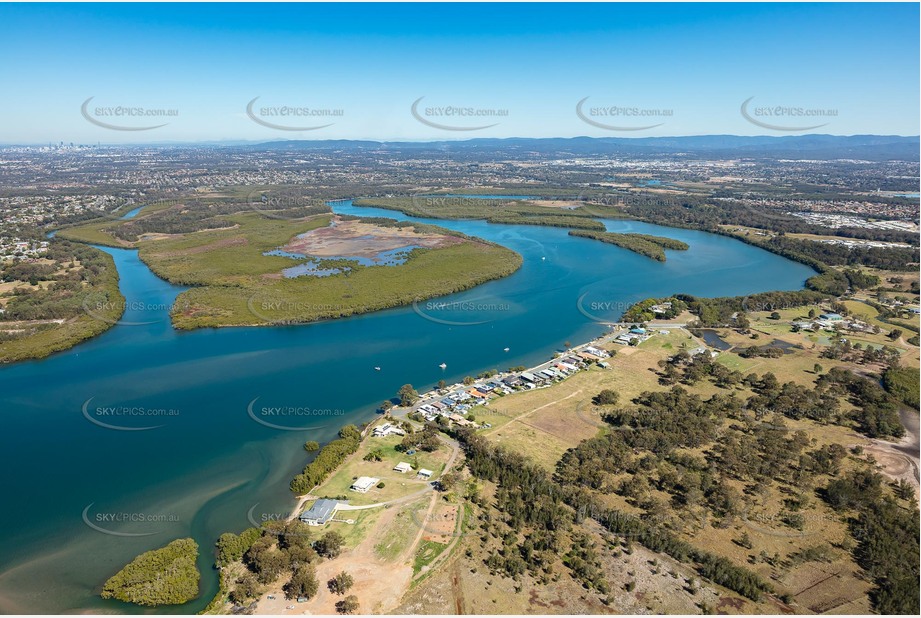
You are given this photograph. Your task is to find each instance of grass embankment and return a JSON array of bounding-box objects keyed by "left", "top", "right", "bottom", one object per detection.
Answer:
[
  {"left": 353, "top": 197, "right": 607, "bottom": 231},
  {"left": 568, "top": 230, "right": 689, "bottom": 261},
  {"left": 132, "top": 212, "right": 521, "bottom": 329},
  {"left": 55, "top": 200, "right": 176, "bottom": 247},
  {"left": 55, "top": 220, "right": 129, "bottom": 247},
  {"left": 101, "top": 538, "right": 200, "bottom": 606},
  {"left": 0, "top": 242, "right": 124, "bottom": 363}
]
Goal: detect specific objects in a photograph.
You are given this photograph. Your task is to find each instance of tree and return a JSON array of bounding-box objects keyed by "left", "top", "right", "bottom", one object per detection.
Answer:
[
  {"left": 284, "top": 565, "right": 319, "bottom": 600},
  {"left": 813, "top": 363, "right": 823, "bottom": 375},
  {"left": 769, "top": 311, "right": 781, "bottom": 320},
  {"left": 463, "top": 376, "right": 474, "bottom": 385},
  {"left": 398, "top": 384, "right": 419, "bottom": 406},
  {"left": 439, "top": 471, "right": 460, "bottom": 492},
  {"left": 230, "top": 575, "right": 260, "bottom": 604},
  {"left": 327, "top": 571, "right": 354, "bottom": 595},
  {"left": 285, "top": 543, "right": 318, "bottom": 568},
  {"left": 888, "top": 329, "right": 903, "bottom": 341},
  {"left": 215, "top": 527, "right": 262, "bottom": 567},
  {"left": 304, "top": 441, "right": 320, "bottom": 452},
  {"left": 315, "top": 531, "right": 345, "bottom": 558},
  {"left": 437, "top": 379, "right": 447, "bottom": 390},
  {"left": 251, "top": 548, "right": 289, "bottom": 584},
  {"left": 336, "top": 595, "right": 360, "bottom": 614},
  {"left": 338, "top": 425, "right": 361, "bottom": 441},
  {"left": 892, "top": 478, "right": 916, "bottom": 501},
  {"left": 593, "top": 389, "right": 619, "bottom": 406}
]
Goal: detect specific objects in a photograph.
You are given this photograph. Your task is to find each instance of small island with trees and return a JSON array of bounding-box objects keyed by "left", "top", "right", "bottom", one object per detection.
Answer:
[
  {"left": 100, "top": 538, "right": 200, "bottom": 607},
  {"left": 568, "top": 230, "right": 689, "bottom": 261}
]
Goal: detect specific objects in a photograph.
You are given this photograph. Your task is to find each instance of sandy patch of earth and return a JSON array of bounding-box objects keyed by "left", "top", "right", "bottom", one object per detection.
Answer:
[
  {"left": 524, "top": 199, "right": 583, "bottom": 209},
  {"left": 252, "top": 505, "right": 417, "bottom": 615},
  {"left": 862, "top": 442, "right": 919, "bottom": 492},
  {"left": 282, "top": 218, "right": 463, "bottom": 260},
  {"left": 421, "top": 503, "right": 458, "bottom": 544}
]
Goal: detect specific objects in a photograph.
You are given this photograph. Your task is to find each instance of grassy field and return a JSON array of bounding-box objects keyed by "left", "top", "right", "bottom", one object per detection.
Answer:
[
  {"left": 55, "top": 200, "right": 176, "bottom": 247},
  {"left": 55, "top": 220, "right": 130, "bottom": 246},
  {"left": 330, "top": 508, "right": 384, "bottom": 550},
  {"left": 480, "top": 329, "right": 705, "bottom": 469},
  {"left": 314, "top": 433, "right": 449, "bottom": 507},
  {"left": 738, "top": 305, "right": 919, "bottom": 370},
  {"left": 374, "top": 500, "right": 432, "bottom": 560},
  {"left": 412, "top": 540, "right": 449, "bottom": 576}
]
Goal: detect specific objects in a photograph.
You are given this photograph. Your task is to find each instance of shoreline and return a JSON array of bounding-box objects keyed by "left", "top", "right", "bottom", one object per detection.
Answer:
[{"left": 200, "top": 317, "right": 685, "bottom": 614}]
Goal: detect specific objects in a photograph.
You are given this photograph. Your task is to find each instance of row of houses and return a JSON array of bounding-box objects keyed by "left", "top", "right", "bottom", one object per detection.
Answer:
[
  {"left": 392, "top": 461, "right": 433, "bottom": 478},
  {"left": 0, "top": 238, "right": 49, "bottom": 259},
  {"left": 414, "top": 346, "right": 612, "bottom": 425},
  {"left": 416, "top": 382, "right": 511, "bottom": 421},
  {"left": 614, "top": 327, "right": 657, "bottom": 346}
]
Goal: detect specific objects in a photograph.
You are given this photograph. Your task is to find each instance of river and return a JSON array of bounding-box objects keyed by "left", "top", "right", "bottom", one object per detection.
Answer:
[{"left": 0, "top": 200, "right": 816, "bottom": 613}]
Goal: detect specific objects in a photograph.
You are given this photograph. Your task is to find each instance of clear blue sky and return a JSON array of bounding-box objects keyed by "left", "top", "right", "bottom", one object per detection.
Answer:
[{"left": 0, "top": 2, "right": 917, "bottom": 143}]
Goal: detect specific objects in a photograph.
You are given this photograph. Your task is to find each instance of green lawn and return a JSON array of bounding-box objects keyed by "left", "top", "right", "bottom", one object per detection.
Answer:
[
  {"left": 314, "top": 433, "right": 448, "bottom": 506},
  {"left": 412, "top": 540, "right": 449, "bottom": 576}
]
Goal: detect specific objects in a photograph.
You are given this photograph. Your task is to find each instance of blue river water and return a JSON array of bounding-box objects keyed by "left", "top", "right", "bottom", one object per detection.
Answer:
[{"left": 0, "top": 200, "right": 816, "bottom": 613}]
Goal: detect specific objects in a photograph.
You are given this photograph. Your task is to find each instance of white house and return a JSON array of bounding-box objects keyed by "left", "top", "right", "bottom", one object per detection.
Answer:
[
  {"left": 393, "top": 462, "right": 412, "bottom": 473},
  {"left": 350, "top": 476, "right": 380, "bottom": 493},
  {"left": 417, "top": 468, "right": 433, "bottom": 480},
  {"left": 372, "top": 423, "right": 406, "bottom": 437},
  {"left": 299, "top": 499, "right": 343, "bottom": 526}
]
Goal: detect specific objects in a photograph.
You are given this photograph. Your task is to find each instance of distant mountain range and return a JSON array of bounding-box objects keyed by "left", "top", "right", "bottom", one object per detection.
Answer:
[{"left": 244, "top": 135, "right": 920, "bottom": 161}]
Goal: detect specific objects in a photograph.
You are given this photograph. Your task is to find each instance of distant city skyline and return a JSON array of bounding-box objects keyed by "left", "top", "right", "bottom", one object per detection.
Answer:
[{"left": 0, "top": 2, "right": 918, "bottom": 143}]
